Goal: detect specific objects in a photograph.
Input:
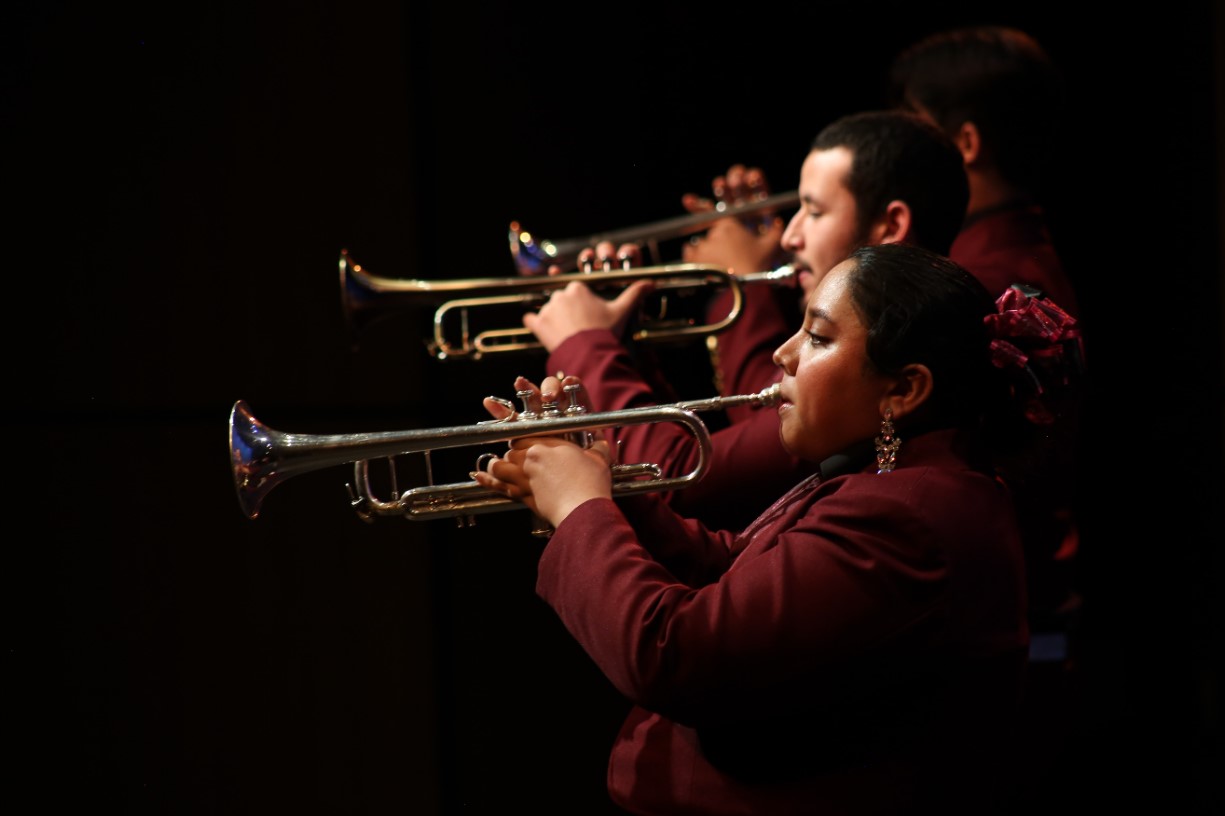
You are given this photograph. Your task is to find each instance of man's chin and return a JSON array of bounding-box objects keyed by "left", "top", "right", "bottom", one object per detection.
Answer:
[{"left": 796, "top": 273, "right": 817, "bottom": 309}]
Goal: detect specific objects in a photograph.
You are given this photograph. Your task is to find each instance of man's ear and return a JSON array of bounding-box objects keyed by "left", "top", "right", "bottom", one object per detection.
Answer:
[
  {"left": 955, "top": 121, "right": 982, "bottom": 166},
  {"left": 881, "top": 363, "right": 933, "bottom": 420},
  {"left": 871, "top": 200, "right": 913, "bottom": 245}
]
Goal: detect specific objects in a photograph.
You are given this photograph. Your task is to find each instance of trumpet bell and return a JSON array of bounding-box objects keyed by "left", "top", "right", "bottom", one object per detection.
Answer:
[
  {"left": 230, "top": 400, "right": 279, "bottom": 520},
  {"left": 338, "top": 248, "right": 464, "bottom": 341}
]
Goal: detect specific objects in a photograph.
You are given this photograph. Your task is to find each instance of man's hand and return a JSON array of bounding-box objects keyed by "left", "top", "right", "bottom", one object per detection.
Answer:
[{"left": 522, "top": 241, "right": 653, "bottom": 353}]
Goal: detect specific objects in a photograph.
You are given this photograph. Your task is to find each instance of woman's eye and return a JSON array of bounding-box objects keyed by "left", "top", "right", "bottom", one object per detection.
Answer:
[{"left": 806, "top": 332, "right": 827, "bottom": 347}]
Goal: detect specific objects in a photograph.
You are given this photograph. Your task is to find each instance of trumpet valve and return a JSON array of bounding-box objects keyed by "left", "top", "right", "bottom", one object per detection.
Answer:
[
  {"left": 577, "top": 247, "right": 597, "bottom": 274},
  {"left": 563, "top": 383, "right": 586, "bottom": 415},
  {"left": 562, "top": 383, "right": 592, "bottom": 447},
  {"left": 515, "top": 389, "right": 539, "bottom": 421}
]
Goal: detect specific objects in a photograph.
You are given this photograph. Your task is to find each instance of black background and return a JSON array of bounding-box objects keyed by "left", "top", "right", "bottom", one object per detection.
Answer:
[{"left": 8, "top": 2, "right": 1223, "bottom": 814}]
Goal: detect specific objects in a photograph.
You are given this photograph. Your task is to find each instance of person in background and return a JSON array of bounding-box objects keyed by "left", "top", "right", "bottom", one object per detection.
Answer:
[
  {"left": 886, "top": 27, "right": 1089, "bottom": 809},
  {"left": 475, "top": 242, "right": 1084, "bottom": 815},
  {"left": 889, "top": 24, "right": 1080, "bottom": 318}
]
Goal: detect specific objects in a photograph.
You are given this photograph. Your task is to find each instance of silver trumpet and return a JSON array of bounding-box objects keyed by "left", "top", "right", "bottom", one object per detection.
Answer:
[
  {"left": 229, "top": 383, "right": 781, "bottom": 533},
  {"left": 508, "top": 189, "right": 801, "bottom": 276},
  {"left": 339, "top": 249, "right": 796, "bottom": 360}
]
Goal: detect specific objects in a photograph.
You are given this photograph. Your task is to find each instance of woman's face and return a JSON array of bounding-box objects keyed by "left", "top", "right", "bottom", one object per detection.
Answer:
[{"left": 772, "top": 259, "right": 893, "bottom": 463}]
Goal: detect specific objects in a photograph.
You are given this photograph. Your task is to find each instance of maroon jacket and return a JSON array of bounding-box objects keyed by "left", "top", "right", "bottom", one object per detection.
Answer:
[
  {"left": 536, "top": 428, "right": 1029, "bottom": 814},
  {"left": 546, "top": 205, "right": 1081, "bottom": 543},
  {"left": 546, "top": 282, "right": 817, "bottom": 532},
  {"left": 950, "top": 201, "right": 1081, "bottom": 318},
  {"left": 952, "top": 202, "right": 1083, "bottom": 628}
]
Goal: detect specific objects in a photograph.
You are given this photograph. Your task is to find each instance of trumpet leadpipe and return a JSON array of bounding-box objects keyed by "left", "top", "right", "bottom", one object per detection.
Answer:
[
  {"left": 509, "top": 190, "right": 801, "bottom": 275},
  {"left": 736, "top": 264, "right": 798, "bottom": 286},
  {"left": 670, "top": 382, "right": 781, "bottom": 413}
]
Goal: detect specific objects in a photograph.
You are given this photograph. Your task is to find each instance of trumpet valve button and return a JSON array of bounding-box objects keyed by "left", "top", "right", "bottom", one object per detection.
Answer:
[
  {"left": 516, "top": 389, "right": 538, "bottom": 421},
  {"left": 577, "top": 247, "right": 596, "bottom": 274},
  {"left": 563, "top": 383, "right": 587, "bottom": 415}
]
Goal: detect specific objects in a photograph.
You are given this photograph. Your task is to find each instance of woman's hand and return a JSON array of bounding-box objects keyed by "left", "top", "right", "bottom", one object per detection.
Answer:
[
  {"left": 482, "top": 373, "right": 593, "bottom": 420},
  {"left": 477, "top": 374, "right": 613, "bottom": 528}
]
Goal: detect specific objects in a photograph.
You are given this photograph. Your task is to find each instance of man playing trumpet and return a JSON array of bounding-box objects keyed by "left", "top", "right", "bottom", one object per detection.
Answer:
[{"left": 519, "top": 109, "right": 970, "bottom": 531}]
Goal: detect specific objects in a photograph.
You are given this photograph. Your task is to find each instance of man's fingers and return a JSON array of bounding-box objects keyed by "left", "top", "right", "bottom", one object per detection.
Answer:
[{"left": 614, "top": 279, "right": 655, "bottom": 310}]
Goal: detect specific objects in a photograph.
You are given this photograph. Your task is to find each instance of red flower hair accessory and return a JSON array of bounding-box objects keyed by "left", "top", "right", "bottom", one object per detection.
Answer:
[{"left": 983, "top": 284, "right": 1085, "bottom": 425}]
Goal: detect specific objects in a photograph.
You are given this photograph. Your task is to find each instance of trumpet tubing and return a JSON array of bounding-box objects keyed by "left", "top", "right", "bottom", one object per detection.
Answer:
[
  {"left": 339, "top": 249, "right": 797, "bottom": 360},
  {"left": 229, "top": 383, "right": 781, "bottom": 525},
  {"left": 428, "top": 263, "right": 752, "bottom": 359}
]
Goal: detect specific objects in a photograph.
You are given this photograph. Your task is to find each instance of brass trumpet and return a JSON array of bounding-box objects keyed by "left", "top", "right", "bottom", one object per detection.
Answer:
[
  {"left": 229, "top": 383, "right": 780, "bottom": 530},
  {"left": 339, "top": 250, "right": 796, "bottom": 360},
  {"left": 508, "top": 189, "right": 801, "bottom": 276}
]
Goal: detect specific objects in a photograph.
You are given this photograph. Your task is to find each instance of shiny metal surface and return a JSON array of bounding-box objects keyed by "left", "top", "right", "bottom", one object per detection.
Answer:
[{"left": 229, "top": 383, "right": 781, "bottom": 524}]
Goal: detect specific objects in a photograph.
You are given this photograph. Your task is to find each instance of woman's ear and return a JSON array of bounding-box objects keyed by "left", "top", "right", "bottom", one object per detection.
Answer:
[
  {"left": 872, "top": 200, "right": 913, "bottom": 246},
  {"left": 881, "top": 363, "right": 933, "bottom": 420}
]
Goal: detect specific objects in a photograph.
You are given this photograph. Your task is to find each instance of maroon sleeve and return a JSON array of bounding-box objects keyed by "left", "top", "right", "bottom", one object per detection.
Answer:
[
  {"left": 534, "top": 479, "right": 970, "bottom": 726},
  {"left": 704, "top": 282, "right": 797, "bottom": 417},
  {"left": 546, "top": 328, "right": 665, "bottom": 413},
  {"left": 545, "top": 325, "right": 816, "bottom": 532},
  {"left": 664, "top": 408, "right": 819, "bottom": 532}
]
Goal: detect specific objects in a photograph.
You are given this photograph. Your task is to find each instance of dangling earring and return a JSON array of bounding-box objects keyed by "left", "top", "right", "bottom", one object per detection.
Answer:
[{"left": 875, "top": 408, "right": 901, "bottom": 474}]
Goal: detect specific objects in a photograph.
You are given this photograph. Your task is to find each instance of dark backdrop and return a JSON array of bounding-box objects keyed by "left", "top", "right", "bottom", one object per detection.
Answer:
[{"left": 8, "top": 2, "right": 1223, "bottom": 814}]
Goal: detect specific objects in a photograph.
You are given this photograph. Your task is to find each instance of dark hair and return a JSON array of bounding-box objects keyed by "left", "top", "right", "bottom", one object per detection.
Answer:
[
  {"left": 888, "top": 26, "right": 1064, "bottom": 194},
  {"left": 845, "top": 242, "right": 1082, "bottom": 463},
  {"left": 813, "top": 109, "right": 968, "bottom": 256},
  {"left": 846, "top": 242, "right": 999, "bottom": 427}
]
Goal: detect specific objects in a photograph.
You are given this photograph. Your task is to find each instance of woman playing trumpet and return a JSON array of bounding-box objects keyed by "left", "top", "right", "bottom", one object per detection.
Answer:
[{"left": 473, "top": 242, "right": 1083, "bottom": 814}]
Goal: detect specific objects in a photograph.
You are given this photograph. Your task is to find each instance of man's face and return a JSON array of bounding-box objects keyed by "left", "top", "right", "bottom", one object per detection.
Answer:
[{"left": 780, "top": 147, "right": 869, "bottom": 310}]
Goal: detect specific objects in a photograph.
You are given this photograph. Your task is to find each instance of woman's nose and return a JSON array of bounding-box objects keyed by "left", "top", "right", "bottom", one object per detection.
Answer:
[{"left": 773, "top": 331, "right": 798, "bottom": 373}]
